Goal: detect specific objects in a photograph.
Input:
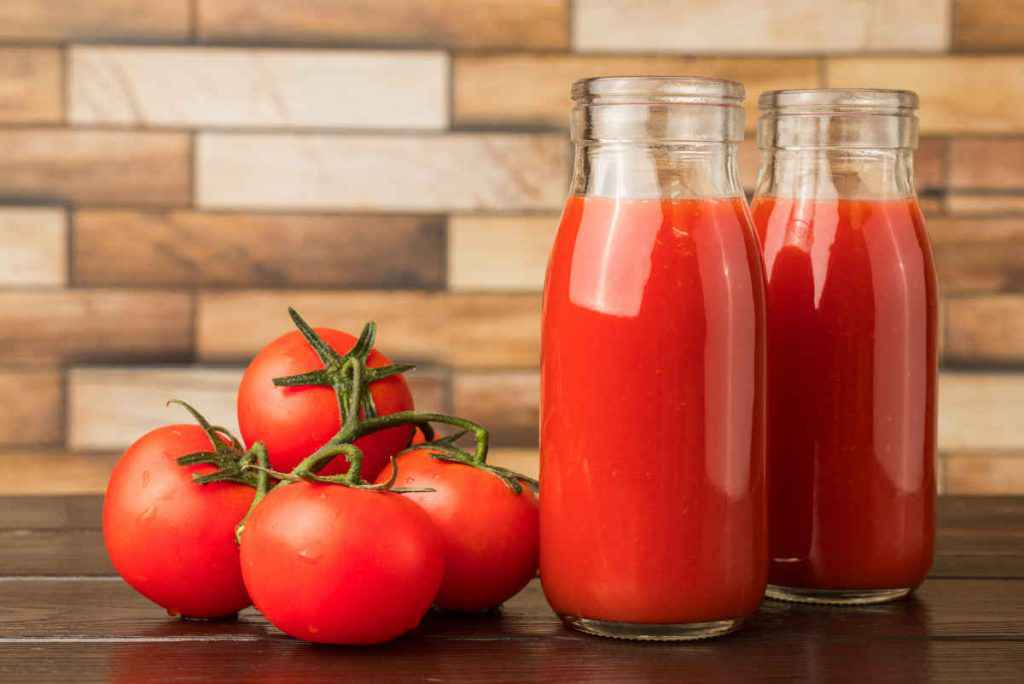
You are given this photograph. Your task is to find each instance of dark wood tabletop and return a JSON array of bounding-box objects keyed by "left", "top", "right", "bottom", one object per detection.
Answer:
[{"left": 0, "top": 495, "right": 1022, "bottom": 683}]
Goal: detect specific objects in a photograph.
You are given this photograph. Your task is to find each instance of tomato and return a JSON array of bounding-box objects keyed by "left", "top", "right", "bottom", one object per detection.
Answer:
[
  {"left": 239, "top": 481, "right": 444, "bottom": 645},
  {"left": 103, "top": 424, "right": 254, "bottom": 619},
  {"left": 237, "top": 327, "right": 414, "bottom": 479},
  {"left": 376, "top": 448, "right": 539, "bottom": 612}
]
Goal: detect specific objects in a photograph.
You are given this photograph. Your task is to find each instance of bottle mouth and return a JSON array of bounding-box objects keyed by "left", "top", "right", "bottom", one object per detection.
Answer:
[
  {"left": 759, "top": 88, "right": 918, "bottom": 115},
  {"left": 571, "top": 76, "right": 746, "bottom": 143},
  {"left": 572, "top": 76, "right": 745, "bottom": 107},
  {"left": 758, "top": 89, "right": 918, "bottom": 150}
]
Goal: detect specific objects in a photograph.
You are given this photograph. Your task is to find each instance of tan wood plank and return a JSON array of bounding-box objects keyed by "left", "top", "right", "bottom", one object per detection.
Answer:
[
  {"left": 70, "top": 47, "right": 447, "bottom": 130},
  {"left": 0, "top": 129, "right": 190, "bottom": 206},
  {"left": 73, "top": 210, "right": 444, "bottom": 289},
  {"left": 198, "top": 291, "right": 540, "bottom": 369},
  {"left": 0, "top": 291, "right": 192, "bottom": 363},
  {"left": 0, "top": 48, "right": 61, "bottom": 123},
  {"left": 197, "top": 0, "right": 568, "bottom": 50},
  {"left": 197, "top": 133, "right": 566, "bottom": 212}
]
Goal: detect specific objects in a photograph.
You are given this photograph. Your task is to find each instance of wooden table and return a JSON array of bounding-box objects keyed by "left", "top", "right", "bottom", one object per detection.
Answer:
[{"left": 1, "top": 496, "right": 1022, "bottom": 682}]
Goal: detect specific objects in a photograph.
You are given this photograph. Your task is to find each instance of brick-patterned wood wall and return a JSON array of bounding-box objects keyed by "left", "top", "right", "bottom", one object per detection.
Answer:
[{"left": 0, "top": 1, "right": 1021, "bottom": 495}]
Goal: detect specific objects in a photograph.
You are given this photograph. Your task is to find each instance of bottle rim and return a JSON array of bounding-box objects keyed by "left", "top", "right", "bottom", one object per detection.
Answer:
[
  {"left": 759, "top": 88, "right": 918, "bottom": 115},
  {"left": 572, "top": 76, "right": 745, "bottom": 106}
]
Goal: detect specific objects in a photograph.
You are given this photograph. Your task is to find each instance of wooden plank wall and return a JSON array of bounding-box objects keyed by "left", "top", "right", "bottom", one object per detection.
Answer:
[{"left": 0, "top": 1, "right": 1021, "bottom": 494}]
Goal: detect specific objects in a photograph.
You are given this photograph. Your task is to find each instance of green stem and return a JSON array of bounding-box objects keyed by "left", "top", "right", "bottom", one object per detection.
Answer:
[
  {"left": 356, "top": 411, "right": 490, "bottom": 465},
  {"left": 234, "top": 443, "right": 271, "bottom": 544}
]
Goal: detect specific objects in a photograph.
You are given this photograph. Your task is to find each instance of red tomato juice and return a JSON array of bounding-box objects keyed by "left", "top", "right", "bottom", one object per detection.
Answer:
[
  {"left": 540, "top": 195, "right": 767, "bottom": 624},
  {"left": 751, "top": 196, "right": 937, "bottom": 591}
]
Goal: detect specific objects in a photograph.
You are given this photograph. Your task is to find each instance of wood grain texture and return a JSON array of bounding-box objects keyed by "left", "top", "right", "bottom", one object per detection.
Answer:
[
  {"left": 0, "top": 531, "right": 111, "bottom": 575},
  {"left": 574, "top": 0, "right": 950, "bottom": 54},
  {"left": 4, "top": 496, "right": 1020, "bottom": 577},
  {"left": 0, "top": 1, "right": 188, "bottom": 42},
  {"left": 0, "top": 453, "right": 117, "bottom": 495},
  {"left": 453, "top": 371, "right": 539, "bottom": 446},
  {"left": 70, "top": 47, "right": 448, "bottom": 129},
  {"left": 68, "top": 365, "right": 447, "bottom": 452},
  {"left": 68, "top": 367, "right": 240, "bottom": 452},
  {"left": 946, "top": 193, "right": 1024, "bottom": 215},
  {"left": 0, "top": 207, "right": 66, "bottom": 286},
  {"left": 0, "top": 495, "right": 103, "bottom": 529},
  {"left": 0, "top": 636, "right": 1021, "bottom": 684},
  {"left": 454, "top": 55, "right": 819, "bottom": 130},
  {"left": 0, "top": 129, "right": 190, "bottom": 206},
  {"left": 0, "top": 370, "right": 61, "bottom": 446},
  {"left": 0, "top": 577, "right": 1020, "bottom": 639},
  {"left": 916, "top": 138, "right": 948, "bottom": 191},
  {"left": 0, "top": 291, "right": 192, "bottom": 363},
  {"left": 196, "top": 133, "right": 567, "bottom": 211},
  {"left": 946, "top": 452, "right": 1024, "bottom": 495},
  {"left": 828, "top": 57, "right": 1024, "bottom": 134},
  {"left": 946, "top": 295, "right": 1024, "bottom": 362},
  {"left": 954, "top": 0, "right": 1024, "bottom": 51},
  {"left": 0, "top": 577, "right": 1020, "bottom": 683},
  {"left": 198, "top": 291, "right": 540, "bottom": 368},
  {"left": 73, "top": 210, "right": 445, "bottom": 289},
  {"left": 0, "top": 48, "right": 61, "bottom": 123},
  {"left": 928, "top": 217, "right": 1024, "bottom": 293},
  {"left": 448, "top": 215, "right": 557, "bottom": 291},
  {"left": 487, "top": 448, "right": 539, "bottom": 480},
  {"left": 939, "top": 372, "right": 1024, "bottom": 450},
  {"left": 950, "top": 139, "right": 1024, "bottom": 189},
  {"left": 197, "top": 0, "right": 568, "bottom": 49}
]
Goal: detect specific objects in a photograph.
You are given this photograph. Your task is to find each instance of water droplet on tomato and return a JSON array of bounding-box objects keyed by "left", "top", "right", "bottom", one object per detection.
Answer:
[
  {"left": 297, "top": 547, "right": 321, "bottom": 562},
  {"left": 308, "top": 625, "right": 319, "bottom": 634},
  {"left": 140, "top": 505, "right": 157, "bottom": 520},
  {"left": 141, "top": 471, "right": 150, "bottom": 488}
]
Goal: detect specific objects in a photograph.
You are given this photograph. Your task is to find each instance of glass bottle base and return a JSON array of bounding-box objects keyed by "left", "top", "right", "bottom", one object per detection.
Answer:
[
  {"left": 766, "top": 584, "right": 912, "bottom": 606},
  {"left": 561, "top": 615, "right": 744, "bottom": 641}
]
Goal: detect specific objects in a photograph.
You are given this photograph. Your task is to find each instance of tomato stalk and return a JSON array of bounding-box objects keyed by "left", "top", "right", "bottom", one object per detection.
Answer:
[
  {"left": 276, "top": 318, "right": 535, "bottom": 494},
  {"left": 182, "top": 308, "right": 537, "bottom": 542},
  {"left": 169, "top": 399, "right": 265, "bottom": 489}
]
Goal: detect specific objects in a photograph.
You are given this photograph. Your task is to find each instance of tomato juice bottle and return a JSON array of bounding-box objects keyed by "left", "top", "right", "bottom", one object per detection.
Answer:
[
  {"left": 540, "top": 77, "right": 767, "bottom": 640},
  {"left": 752, "top": 90, "right": 938, "bottom": 604}
]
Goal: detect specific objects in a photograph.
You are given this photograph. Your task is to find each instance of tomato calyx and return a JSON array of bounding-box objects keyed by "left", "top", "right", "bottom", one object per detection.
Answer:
[
  {"left": 169, "top": 399, "right": 266, "bottom": 489},
  {"left": 270, "top": 307, "right": 414, "bottom": 425}
]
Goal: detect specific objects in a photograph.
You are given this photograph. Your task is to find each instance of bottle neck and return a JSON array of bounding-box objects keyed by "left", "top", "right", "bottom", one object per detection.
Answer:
[
  {"left": 570, "top": 141, "right": 745, "bottom": 200},
  {"left": 753, "top": 147, "right": 917, "bottom": 201}
]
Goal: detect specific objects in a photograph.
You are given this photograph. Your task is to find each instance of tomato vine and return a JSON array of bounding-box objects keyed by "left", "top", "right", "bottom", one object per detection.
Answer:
[{"left": 177, "top": 308, "right": 538, "bottom": 543}]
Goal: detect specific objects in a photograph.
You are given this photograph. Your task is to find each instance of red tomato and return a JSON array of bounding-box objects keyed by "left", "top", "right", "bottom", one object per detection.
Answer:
[
  {"left": 103, "top": 425, "right": 254, "bottom": 619},
  {"left": 237, "top": 327, "right": 414, "bottom": 479},
  {"left": 239, "top": 481, "right": 444, "bottom": 645},
  {"left": 411, "top": 426, "right": 429, "bottom": 445},
  {"left": 376, "top": 448, "right": 539, "bottom": 612}
]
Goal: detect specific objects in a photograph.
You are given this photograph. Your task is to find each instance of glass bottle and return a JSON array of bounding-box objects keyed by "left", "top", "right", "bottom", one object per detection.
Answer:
[
  {"left": 752, "top": 89, "right": 938, "bottom": 604},
  {"left": 540, "top": 77, "right": 767, "bottom": 640}
]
